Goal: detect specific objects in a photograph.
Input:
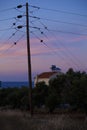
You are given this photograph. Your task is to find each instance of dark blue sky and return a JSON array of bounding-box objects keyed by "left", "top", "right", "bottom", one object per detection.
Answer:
[{"left": 0, "top": 0, "right": 87, "bottom": 81}]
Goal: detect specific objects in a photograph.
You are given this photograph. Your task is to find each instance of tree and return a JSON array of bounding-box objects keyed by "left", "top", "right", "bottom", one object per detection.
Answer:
[
  {"left": 33, "top": 82, "right": 48, "bottom": 108},
  {"left": 63, "top": 70, "right": 87, "bottom": 112},
  {"left": 45, "top": 93, "right": 58, "bottom": 113},
  {"left": 49, "top": 74, "right": 67, "bottom": 103}
]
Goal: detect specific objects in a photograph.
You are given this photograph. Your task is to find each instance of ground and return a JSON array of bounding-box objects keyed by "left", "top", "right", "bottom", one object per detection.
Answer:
[{"left": 0, "top": 110, "right": 87, "bottom": 130}]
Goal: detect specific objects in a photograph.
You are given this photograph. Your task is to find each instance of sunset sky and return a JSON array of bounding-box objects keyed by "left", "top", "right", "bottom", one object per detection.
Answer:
[{"left": 0, "top": 0, "right": 87, "bottom": 81}]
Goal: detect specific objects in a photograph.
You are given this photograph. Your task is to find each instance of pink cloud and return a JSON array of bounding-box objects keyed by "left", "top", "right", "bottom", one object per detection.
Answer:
[{"left": 0, "top": 34, "right": 79, "bottom": 59}]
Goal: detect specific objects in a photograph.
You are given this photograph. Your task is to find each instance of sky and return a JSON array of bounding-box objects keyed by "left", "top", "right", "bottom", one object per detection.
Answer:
[{"left": 0, "top": 0, "right": 87, "bottom": 81}]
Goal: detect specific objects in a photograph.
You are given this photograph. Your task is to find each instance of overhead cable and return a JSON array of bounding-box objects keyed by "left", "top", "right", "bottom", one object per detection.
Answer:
[{"left": 29, "top": 4, "right": 87, "bottom": 18}]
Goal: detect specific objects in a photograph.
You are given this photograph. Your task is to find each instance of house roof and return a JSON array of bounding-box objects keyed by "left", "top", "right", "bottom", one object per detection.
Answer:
[{"left": 37, "top": 72, "right": 58, "bottom": 78}]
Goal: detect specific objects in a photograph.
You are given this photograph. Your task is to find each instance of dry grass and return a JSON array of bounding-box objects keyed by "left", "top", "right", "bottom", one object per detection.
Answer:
[{"left": 0, "top": 110, "right": 87, "bottom": 130}]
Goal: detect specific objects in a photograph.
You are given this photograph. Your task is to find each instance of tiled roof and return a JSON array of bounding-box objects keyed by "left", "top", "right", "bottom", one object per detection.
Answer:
[{"left": 37, "top": 72, "right": 58, "bottom": 78}]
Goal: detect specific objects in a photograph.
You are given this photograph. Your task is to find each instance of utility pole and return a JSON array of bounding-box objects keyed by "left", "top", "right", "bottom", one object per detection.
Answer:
[{"left": 26, "top": 2, "right": 33, "bottom": 116}]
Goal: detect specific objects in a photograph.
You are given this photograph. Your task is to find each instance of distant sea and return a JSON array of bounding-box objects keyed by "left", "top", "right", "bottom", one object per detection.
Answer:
[{"left": 0, "top": 81, "right": 34, "bottom": 88}]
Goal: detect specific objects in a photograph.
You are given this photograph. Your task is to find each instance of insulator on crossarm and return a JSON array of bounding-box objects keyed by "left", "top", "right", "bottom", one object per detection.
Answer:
[
  {"left": 41, "top": 32, "right": 43, "bottom": 34},
  {"left": 17, "top": 5, "right": 22, "bottom": 8},
  {"left": 17, "top": 25, "right": 23, "bottom": 29},
  {"left": 14, "top": 42, "right": 17, "bottom": 45},
  {"left": 45, "top": 26, "right": 47, "bottom": 29},
  {"left": 17, "top": 15, "right": 22, "bottom": 18},
  {"left": 12, "top": 33, "right": 15, "bottom": 36},
  {"left": 13, "top": 23, "right": 16, "bottom": 26},
  {"left": 40, "top": 40, "right": 43, "bottom": 42}
]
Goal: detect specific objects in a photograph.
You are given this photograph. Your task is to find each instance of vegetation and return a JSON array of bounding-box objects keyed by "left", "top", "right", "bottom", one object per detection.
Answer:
[
  {"left": 0, "top": 87, "right": 29, "bottom": 110},
  {"left": 0, "top": 68, "right": 87, "bottom": 114},
  {"left": 0, "top": 110, "right": 87, "bottom": 130}
]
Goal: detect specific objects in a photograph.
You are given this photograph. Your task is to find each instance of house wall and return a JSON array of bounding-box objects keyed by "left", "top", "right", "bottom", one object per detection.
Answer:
[
  {"left": 50, "top": 73, "right": 59, "bottom": 79},
  {"left": 34, "top": 71, "right": 63, "bottom": 86},
  {"left": 34, "top": 73, "right": 60, "bottom": 86},
  {"left": 34, "top": 77, "right": 49, "bottom": 86}
]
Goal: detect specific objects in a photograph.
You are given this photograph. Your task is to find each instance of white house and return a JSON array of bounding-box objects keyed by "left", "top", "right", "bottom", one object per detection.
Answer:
[{"left": 34, "top": 71, "right": 62, "bottom": 86}]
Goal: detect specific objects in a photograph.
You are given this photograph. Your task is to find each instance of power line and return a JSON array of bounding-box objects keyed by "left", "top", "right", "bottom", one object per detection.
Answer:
[
  {"left": 0, "top": 16, "right": 24, "bottom": 23},
  {"left": 15, "top": 7, "right": 25, "bottom": 13},
  {"left": 33, "top": 21, "right": 85, "bottom": 70},
  {"left": 31, "top": 31, "right": 49, "bottom": 48},
  {"left": 0, "top": 7, "right": 15, "bottom": 13},
  {"left": 0, "top": 17, "right": 23, "bottom": 41},
  {"left": 40, "top": 17, "right": 87, "bottom": 28},
  {"left": 49, "top": 31, "right": 85, "bottom": 70},
  {"left": 15, "top": 34, "right": 25, "bottom": 43},
  {"left": 30, "top": 25, "right": 87, "bottom": 36},
  {"left": 0, "top": 27, "right": 13, "bottom": 31},
  {"left": 0, "top": 17, "right": 15, "bottom": 22},
  {"left": 0, "top": 44, "right": 15, "bottom": 56},
  {"left": 0, "top": 4, "right": 25, "bottom": 13},
  {"left": 29, "top": 4, "right": 87, "bottom": 18},
  {"left": 0, "top": 33, "right": 25, "bottom": 56},
  {"left": 40, "top": 21, "right": 83, "bottom": 64},
  {"left": 29, "top": 16, "right": 87, "bottom": 35},
  {"left": 47, "top": 28, "right": 87, "bottom": 36},
  {"left": 29, "top": 8, "right": 87, "bottom": 70},
  {"left": 0, "top": 3, "right": 86, "bottom": 72},
  {"left": 30, "top": 16, "right": 87, "bottom": 28},
  {"left": 31, "top": 31, "right": 77, "bottom": 70},
  {"left": 0, "top": 30, "right": 18, "bottom": 49},
  {"left": 0, "top": 5, "right": 26, "bottom": 55}
]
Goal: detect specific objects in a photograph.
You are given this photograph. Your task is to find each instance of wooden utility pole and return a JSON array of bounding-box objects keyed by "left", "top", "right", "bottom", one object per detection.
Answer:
[{"left": 26, "top": 2, "right": 33, "bottom": 116}]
